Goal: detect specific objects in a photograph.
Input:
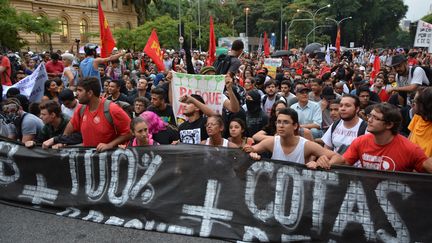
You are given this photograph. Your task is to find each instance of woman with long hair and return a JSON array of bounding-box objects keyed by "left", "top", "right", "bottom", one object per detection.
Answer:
[
  {"left": 201, "top": 114, "right": 238, "bottom": 148},
  {"left": 228, "top": 118, "right": 254, "bottom": 148},
  {"left": 41, "top": 78, "right": 60, "bottom": 103}
]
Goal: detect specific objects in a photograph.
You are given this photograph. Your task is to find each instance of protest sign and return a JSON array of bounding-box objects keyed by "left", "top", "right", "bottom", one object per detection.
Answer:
[
  {"left": 171, "top": 72, "right": 225, "bottom": 123},
  {"left": 2, "top": 63, "right": 47, "bottom": 102},
  {"left": 414, "top": 20, "right": 432, "bottom": 48},
  {"left": 263, "top": 58, "right": 282, "bottom": 79},
  {"left": 1, "top": 139, "right": 432, "bottom": 242}
]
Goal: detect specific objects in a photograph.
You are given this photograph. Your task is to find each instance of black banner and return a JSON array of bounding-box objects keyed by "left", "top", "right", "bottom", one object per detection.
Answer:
[{"left": 1, "top": 138, "right": 432, "bottom": 242}]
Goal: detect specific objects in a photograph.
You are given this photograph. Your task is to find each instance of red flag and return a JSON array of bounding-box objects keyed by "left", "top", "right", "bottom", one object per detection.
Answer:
[
  {"left": 335, "top": 26, "right": 341, "bottom": 60},
  {"left": 284, "top": 36, "right": 288, "bottom": 51},
  {"left": 264, "top": 32, "right": 270, "bottom": 57},
  {"left": 98, "top": 0, "right": 116, "bottom": 58},
  {"left": 144, "top": 29, "right": 165, "bottom": 72},
  {"left": 206, "top": 16, "right": 216, "bottom": 66},
  {"left": 370, "top": 55, "right": 381, "bottom": 81}
]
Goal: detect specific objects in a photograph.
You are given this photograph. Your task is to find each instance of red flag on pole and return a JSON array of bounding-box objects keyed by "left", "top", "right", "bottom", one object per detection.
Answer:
[
  {"left": 98, "top": 0, "right": 116, "bottom": 58},
  {"left": 144, "top": 29, "right": 165, "bottom": 72},
  {"left": 206, "top": 16, "right": 216, "bottom": 66},
  {"left": 370, "top": 54, "right": 381, "bottom": 81},
  {"left": 335, "top": 26, "right": 341, "bottom": 60},
  {"left": 284, "top": 36, "right": 288, "bottom": 51},
  {"left": 264, "top": 32, "right": 270, "bottom": 57}
]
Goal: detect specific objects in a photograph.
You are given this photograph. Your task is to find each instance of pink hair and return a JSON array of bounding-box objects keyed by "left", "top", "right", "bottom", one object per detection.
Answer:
[{"left": 140, "top": 111, "right": 167, "bottom": 134}]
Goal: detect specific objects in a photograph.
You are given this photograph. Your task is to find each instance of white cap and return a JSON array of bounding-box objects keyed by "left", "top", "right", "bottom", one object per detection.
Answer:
[{"left": 359, "top": 66, "right": 365, "bottom": 71}]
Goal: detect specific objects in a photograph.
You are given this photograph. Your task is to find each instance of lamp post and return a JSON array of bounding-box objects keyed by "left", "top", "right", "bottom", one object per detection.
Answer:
[
  {"left": 198, "top": 0, "right": 201, "bottom": 51},
  {"left": 297, "top": 4, "right": 331, "bottom": 43},
  {"left": 244, "top": 7, "right": 250, "bottom": 37},
  {"left": 287, "top": 18, "right": 312, "bottom": 50},
  {"left": 305, "top": 25, "right": 331, "bottom": 46},
  {"left": 326, "top": 16, "right": 352, "bottom": 47}
]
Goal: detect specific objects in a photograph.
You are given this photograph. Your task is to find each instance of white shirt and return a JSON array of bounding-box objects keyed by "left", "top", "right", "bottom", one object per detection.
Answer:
[
  {"left": 271, "top": 135, "right": 307, "bottom": 164},
  {"left": 322, "top": 119, "right": 366, "bottom": 154}
]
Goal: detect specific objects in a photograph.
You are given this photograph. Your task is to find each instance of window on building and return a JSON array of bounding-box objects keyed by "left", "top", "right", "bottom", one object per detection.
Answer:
[
  {"left": 80, "top": 19, "right": 88, "bottom": 42},
  {"left": 126, "top": 22, "right": 132, "bottom": 30},
  {"left": 59, "top": 17, "right": 69, "bottom": 43}
]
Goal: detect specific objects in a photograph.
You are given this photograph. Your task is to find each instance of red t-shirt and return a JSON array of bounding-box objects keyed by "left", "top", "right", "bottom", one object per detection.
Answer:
[
  {"left": 45, "top": 60, "right": 64, "bottom": 76},
  {"left": 71, "top": 98, "right": 131, "bottom": 146},
  {"left": 343, "top": 133, "right": 428, "bottom": 172},
  {"left": 0, "top": 55, "right": 12, "bottom": 85}
]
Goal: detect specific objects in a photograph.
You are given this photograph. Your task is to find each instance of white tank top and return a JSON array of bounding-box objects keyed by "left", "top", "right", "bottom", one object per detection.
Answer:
[
  {"left": 271, "top": 135, "right": 307, "bottom": 164},
  {"left": 205, "top": 138, "right": 229, "bottom": 147}
]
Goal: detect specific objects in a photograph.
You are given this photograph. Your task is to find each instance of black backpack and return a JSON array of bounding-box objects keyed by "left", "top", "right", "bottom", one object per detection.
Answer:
[
  {"left": 410, "top": 66, "right": 432, "bottom": 86},
  {"left": 214, "top": 54, "right": 232, "bottom": 75}
]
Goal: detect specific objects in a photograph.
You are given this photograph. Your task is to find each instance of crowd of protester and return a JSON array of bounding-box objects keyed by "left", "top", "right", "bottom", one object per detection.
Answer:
[{"left": 1, "top": 40, "right": 431, "bottom": 173}]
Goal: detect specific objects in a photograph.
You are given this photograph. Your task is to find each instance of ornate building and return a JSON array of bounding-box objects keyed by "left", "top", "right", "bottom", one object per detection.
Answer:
[{"left": 10, "top": 0, "right": 138, "bottom": 52}]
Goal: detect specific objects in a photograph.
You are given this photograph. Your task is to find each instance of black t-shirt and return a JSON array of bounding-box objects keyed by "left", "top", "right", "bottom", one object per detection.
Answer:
[
  {"left": 245, "top": 110, "right": 269, "bottom": 137},
  {"left": 152, "top": 125, "right": 179, "bottom": 144},
  {"left": 178, "top": 116, "right": 208, "bottom": 144},
  {"left": 107, "top": 93, "right": 132, "bottom": 105},
  {"left": 147, "top": 104, "right": 177, "bottom": 127}
]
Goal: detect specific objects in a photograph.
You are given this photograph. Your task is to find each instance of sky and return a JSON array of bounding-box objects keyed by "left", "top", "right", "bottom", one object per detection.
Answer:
[{"left": 404, "top": 0, "right": 432, "bottom": 21}]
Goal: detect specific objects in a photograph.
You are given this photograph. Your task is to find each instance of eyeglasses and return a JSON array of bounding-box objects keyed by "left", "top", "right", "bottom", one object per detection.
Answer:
[
  {"left": 367, "top": 113, "right": 385, "bottom": 122},
  {"left": 276, "top": 120, "right": 293, "bottom": 126}
]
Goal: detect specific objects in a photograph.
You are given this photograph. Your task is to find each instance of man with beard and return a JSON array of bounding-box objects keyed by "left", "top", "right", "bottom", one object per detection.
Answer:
[
  {"left": 62, "top": 77, "right": 131, "bottom": 151},
  {"left": 245, "top": 89, "right": 269, "bottom": 137},
  {"left": 308, "top": 103, "right": 432, "bottom": 173},
  {"left": 262, "top": 79, "right": 286, "bottom": 116},
  {"left": 387, "top": 54, "right": 430, "bottom": 104},
  {"left": 321, "top": 95, "right": 367, "bottom": 155}
]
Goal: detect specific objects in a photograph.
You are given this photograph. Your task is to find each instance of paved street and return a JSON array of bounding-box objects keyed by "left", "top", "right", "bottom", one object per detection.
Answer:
[{"left": 0, "top": 203, "right": 225, "bottom": 243}]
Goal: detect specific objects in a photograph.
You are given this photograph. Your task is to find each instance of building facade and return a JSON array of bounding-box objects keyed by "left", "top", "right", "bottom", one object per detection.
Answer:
[{"left": 10, "top": 0, "right": 138, "bottom": 52}]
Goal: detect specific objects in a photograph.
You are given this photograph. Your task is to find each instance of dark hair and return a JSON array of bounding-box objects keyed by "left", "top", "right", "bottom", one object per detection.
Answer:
[
  {"left": 356, "top": 85, "right": 370, "bottom": 96},
  {"left": 77, "top": 77, "right": 101, "bottom": 97},
  {"left": 150, "top": 87, "right": 165, "bottom": 99},
  {"left": 280, "top": 80, "right": 292, "bottom": 89},
  {"left": 264, "top": 79, "right": 277, "bottom": 88},
  {"left": 329, "top": 98, "right": 341, "bottom": 106},
  {"left": 372, "top": 103, "right": 401, "bottom": 135},
  {"left": 58, "top": 89, "right": 75, "bottom": 102},
  {"left": 416, "top": 87, "right": 432, "bottom": 122},
  {"left": 264, "top": 100, "right": 288, "bottom": 135},
  {"left": 130, "top": 116, "right": 146, "bottom": 131},
  {"left": 28, "top": 102, "right": 40, "bottom": 117},
  {"left": 190, "top": 94, "right": 205, "bottom": 116},
  {"left": 50, "top": 53, "right": 60, "bottom": 60},
  {"left": 341, "top": 94, "right": 361, "bottom": 108},
  {"left": 310, "top": 78, "right": 323, "bottom": 86},
  {"left": 231, "top": 40, "right": 244, "bottom": 51},
  {"left": 229, "top": 118, "right": 247, "bottom": 138},
  {"left": 277, "top": 107, "right": 299, "bottom": 133},
  {"left": 321, "top": 72, "right": 331, "bottom": 81},
  {"left": 109, "top": 79, "right": 122, "bottom": 88},
  {"left": 134, "top": 96, "right": 150, "bottom": 108},
  {"left": 39, "top": 100, "right": 61, "bottom": 117}
]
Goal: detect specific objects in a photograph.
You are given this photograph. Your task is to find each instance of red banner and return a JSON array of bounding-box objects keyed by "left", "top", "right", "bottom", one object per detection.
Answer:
[
  {"left": 206, "top": 16, "right": 216, "bottom": 66},
  {"left": 335, "top": 26, "right": 341, "bottom": 60},
  {"left": 264, "top": 32, "right": 270, "bottom": 57},
  {"left": 144, "top": 29, "right": 165, "bottom": 72},
  {"left": 98, "top": 0, "right": 116, "bottom": 58}
]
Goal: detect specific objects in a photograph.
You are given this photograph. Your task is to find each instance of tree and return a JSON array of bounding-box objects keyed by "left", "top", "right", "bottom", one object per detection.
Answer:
[
  {"left": 0, "top": 0, "right": 58, "bottom": 51},
  {"left": 422, "top": 13, "right": 432, "bottom": 24},
  {"left": 133, "top": 0, "right": 161, "bottom": 25}
]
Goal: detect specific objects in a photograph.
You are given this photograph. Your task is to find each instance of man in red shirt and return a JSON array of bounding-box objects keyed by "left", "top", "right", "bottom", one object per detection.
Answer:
[
  {"left": 307, "top": 103, "right": 432, "bottom": 173},
  {"left": 45, "top": 53, "right": 64, "bottom": 78},
  {"left": 0, "top": 54, "right": 12, "bottom": 86},
  {"left": 63, "top": 77, "right": 131, "bottom": 151}
]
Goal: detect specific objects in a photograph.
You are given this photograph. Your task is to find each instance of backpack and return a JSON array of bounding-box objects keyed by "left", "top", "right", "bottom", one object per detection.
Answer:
[
  {"left": 79, "top": 99, "right": 114, "bottom": 127},
  {"left": 329, "top": 119, "right": 367, "bottom": 154},
  {"left": 262, "top": 93, "right": 287, "bottom": 107},
  {"left": 214, "top": 54, "right": 232, "bottom": 75},
  {"left": 410, "top": 66, "right": 432, "bottom": 86}
]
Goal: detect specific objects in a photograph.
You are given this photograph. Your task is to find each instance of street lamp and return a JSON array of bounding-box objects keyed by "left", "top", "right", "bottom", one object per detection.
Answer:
[
  {"left": 305, "top": 25, "right": 331, "bottom": 46},
  {"left": 326, "top": 16, "right": 352, "bottom": 48},
  {"left": 297, "top": 4, "right": 331, "bottom": 43},
  {"left": 244, "top": 7, "right": 250, "bottom": 37}
]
